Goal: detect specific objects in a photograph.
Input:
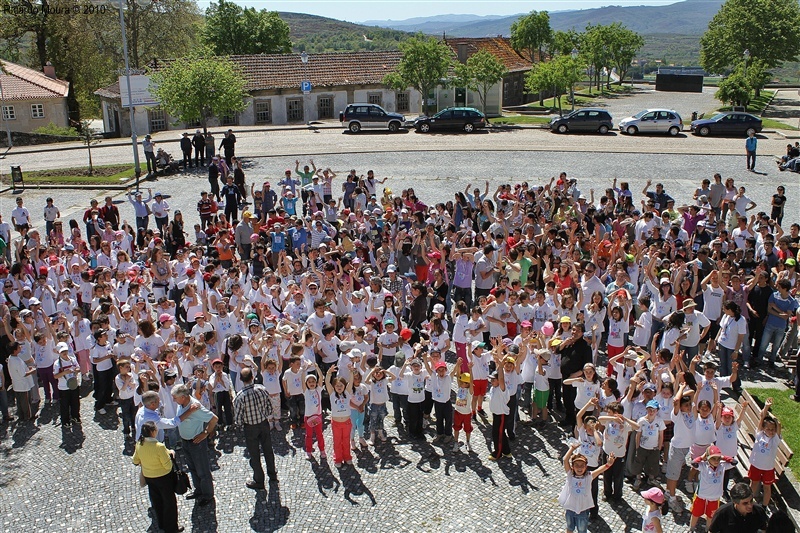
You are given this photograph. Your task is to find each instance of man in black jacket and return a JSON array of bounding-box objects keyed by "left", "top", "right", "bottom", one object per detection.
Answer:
[
  {"left": 707, "top": 483, "right": 767, "bottom": 533},
  {"left": 192, "top": 129, "right": 206, "bottom": 167},
  {"left": 180, "top": 132, "right": 193, "bottom": 169},
  {"left": 557, "top": 322, "right": 592, "bottom": 430},
  {"left": 219, "top": 129, "right": 236, "bottom": 166}
]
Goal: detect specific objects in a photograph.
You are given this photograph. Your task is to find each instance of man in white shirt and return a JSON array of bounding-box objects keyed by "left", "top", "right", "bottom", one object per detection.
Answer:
[
  {"left": 7, "top": 341, "right": 38, "bottom": 420},
  {"left": 10, "top": 197, "right": 31, "bottom": 234}
]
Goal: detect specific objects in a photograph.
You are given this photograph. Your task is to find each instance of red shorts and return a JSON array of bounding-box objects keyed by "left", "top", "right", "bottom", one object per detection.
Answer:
[
  {"left": 453, "top": 411, "right": 473, "bottom": 433},
  {"left": 691, "top": 496, "right": 719, "bottom": 518},
  {"left": 473, "top": 379, "right": 488, "bottom": 398},
  {"left": 748, "top": 465, "right": 776, "bottom": 485}
]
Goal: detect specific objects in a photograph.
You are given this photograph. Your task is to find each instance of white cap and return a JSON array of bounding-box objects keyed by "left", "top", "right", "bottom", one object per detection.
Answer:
[
  {"left": 56, "top": 342, "right": 69, "bottom": 353},
  {"left": 433, "top": 303, "right": 445, "bottom": 314}
]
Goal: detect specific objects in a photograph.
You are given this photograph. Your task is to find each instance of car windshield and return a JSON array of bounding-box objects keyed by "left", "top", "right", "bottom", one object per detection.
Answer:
[
  {"left": 433, "top": 110, "right": 447, "bottom": 118},
  {"left": 633, "top": 110, "right": 649, "bottom": 119},
  {"left": 710, "top": 113, "right": 726, "bottom": 121}
]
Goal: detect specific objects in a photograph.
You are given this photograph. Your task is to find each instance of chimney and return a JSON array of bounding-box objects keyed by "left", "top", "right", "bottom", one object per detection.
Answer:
[
  {"left": 43, "top": 61, "right": 56, "bottom": 79},
  {"left": 457, "top": 44, "right": 468, "bottom": 64}
]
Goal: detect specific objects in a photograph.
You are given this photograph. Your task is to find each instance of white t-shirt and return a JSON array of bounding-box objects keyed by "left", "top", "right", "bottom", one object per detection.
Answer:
[
  {"left": 718, "top": 314, "right": 746, "bottom": 350},
  {"left": 282, "top": 367, "right": 304, "bottom": 396},
  {"left": 573, "top": 379, "right": 601, "bottom": 410},
  {"left": 91, "top": 343, "right": 114, "bottom": 372},
  {"left": 115, "top": 373, "right": 137, "bottom": 399},
  {"left": 430, "top": 373, "right": 453, "bottom": 403},
  {"left": 702, "top": 285, "right": 724, "bottom": 321},
  {"left": 670, "top": 409, "right": 696, "bottom": 449},
  {"left": 406, "top": 369, "right": 428, "bottom": 403},
  {"left": 637, "top": 417, "right": 665, "bottom": 450},
  {"left": 369, "top": 377, "right": 390, "bottom": 404},
  {"left": 489, "top": 384, "right": 510, "bottom": 415},
  {"left": 303, "top": 387, "right": 322, "bottom": 416},
  {"left": 262, "top": 369, "right": 282, "bottom": 395},
  {"left": 749, "top": 431, "right": 781, "bottom": 470},
  {"left": 454, "top": 386, "right": 473, "bottom": 415},
  {"left": 330, "top": 390, "right": 351, "bottom": 418},
  {"left": 603, "top": 420, "right": 630, "bottom": 458},
  {"left": 694, "top": 413, "right": 717, "bottom": 446},
  {"left": 694, "top": 461, "right": 726, "bottom": 501},
  {"left": 470, "top": 351, "right": 491, "bottom": 380}
]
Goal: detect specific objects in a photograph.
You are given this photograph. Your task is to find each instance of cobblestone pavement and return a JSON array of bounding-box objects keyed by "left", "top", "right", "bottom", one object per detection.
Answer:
[
  {"left": 0, "top": 379, "right": 723, "bottom": 533},
  {"left": 4, "top": 148, "right": 798, "bottom": 233}
]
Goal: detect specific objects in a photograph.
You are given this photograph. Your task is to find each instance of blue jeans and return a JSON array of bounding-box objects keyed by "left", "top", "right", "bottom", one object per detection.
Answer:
[
  {"left": 718, "top": 345, "right": 741, "bottom": 390},
  {"left": 182, "top": 437, "right": 214, "bottom": 498},
  {"left": 758, "top": 323, "right": 788, "bottom": 364},
  {"left": 369, "top": 403, "right": 388, "bottom": 434},
  {"left": 565, "top": 509, "right": 589, "bottom": 533}
]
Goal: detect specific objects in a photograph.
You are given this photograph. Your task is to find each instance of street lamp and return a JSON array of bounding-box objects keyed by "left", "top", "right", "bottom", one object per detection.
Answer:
[
  {"left": 300, "top": 51, "right": 310, "bottom": 125},
  {"left": 571, "top": 48, "right": 579, "bottom": 112},
  {"left": 743, "top": 48, "right": 750, "bottom": 76},
  {"left": 91, "top": 0, "right": 149, "bottom": 189}
]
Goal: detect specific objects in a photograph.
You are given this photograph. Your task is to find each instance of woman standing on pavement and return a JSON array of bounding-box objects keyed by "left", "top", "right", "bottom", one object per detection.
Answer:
[{"left": 133, "top": 421, "right": 182, "bottom": 533}]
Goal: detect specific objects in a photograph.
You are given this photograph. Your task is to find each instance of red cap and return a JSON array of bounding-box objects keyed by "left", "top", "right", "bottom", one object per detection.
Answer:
[
  {"left": 434, "top": 361, "right": 447, "bottom": 370},
  {"left": 186, "top": 268, "right": 195, "bottom": 276},
  {"left": 399, "top": 328, "right": 413, "bottom": 341},
  {"left": 195, "top": 312, "right": 205, "bottom": 319},
  {"left": 211, "top": 358, "right": 223, "bottom": 366},
  {"left": 38, "top": 266, "right": 48, "bottom": 275},
  {"left": 721, "top": 407, "right": 735, "bottom": 417}
]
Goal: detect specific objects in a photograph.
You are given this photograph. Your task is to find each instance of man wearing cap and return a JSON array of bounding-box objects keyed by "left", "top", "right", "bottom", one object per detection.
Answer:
[
  {"left": 151, "top": 192, "right": 170, "bottom": 234},
  {"left": 192, "top": 129, "right": 206, "bottom": 167},
  {"left": 142, "top": 134, "right": 156, "bottom": 175},
  {"left": 172, "top": 384, "right": 217, "bottom": 506},
  {"left": 180, "top": 132, "right": 193, "bottom": 169},
  {"left": 707, "top": 482, "right": 768, "bottom": 533},
  {"left": 126, "top": 187, "right": 153, "bottom": 231}
]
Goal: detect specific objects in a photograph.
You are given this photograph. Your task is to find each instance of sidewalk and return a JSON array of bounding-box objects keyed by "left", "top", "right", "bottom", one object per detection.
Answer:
[{"left": 763, "top": 88, "right": 800, "bottom": 130}]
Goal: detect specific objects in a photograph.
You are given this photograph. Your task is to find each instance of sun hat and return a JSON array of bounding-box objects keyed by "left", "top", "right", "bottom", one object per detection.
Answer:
[{"left": 641, "top": 487, "right": 665, "bottom": 505}]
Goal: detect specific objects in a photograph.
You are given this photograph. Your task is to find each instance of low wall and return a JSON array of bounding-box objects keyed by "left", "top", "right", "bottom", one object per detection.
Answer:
[{"left": 0, "top": 131, "right": 81, "bottom": 147}]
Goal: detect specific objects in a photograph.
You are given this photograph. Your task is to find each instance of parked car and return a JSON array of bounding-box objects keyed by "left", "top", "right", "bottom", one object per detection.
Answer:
[
  {"left": 549, "top": 108, "right": 613, "bottom": 134},
  {"left": 412, "top": 107, "right": 487, "bottom": 133},
  {"left": 690, "top": 112, "right": 763, "bottom": 137},
  {"left": 619, "top": 109, "right": 683, "bottom": 136},
  {"left": 339, "top": 103, "right": 405, "bottom": 133}
]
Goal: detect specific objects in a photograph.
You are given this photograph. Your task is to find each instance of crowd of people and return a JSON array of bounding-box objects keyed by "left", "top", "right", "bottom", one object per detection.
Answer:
[{"left": 0, "top": 158, "right": 797, "bottom": 533}]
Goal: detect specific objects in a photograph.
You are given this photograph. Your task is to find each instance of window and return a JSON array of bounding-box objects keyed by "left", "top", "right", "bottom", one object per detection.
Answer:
[
  {"left": 255, "top": 101, "right": 272, "bottom": 124},
  {"left": 148, "top": 108, "right": 166, "bottom": 132},
  {"left": 286, "top": 98, "right": 304, "bottom": 122},
  {"left": 396, "top": 92, "right": 409, "bottom": 112},
  {"left": 30, "top": 104, "right": 45, "bottom": 119},
  {"left": 317, "top": 96, "right": 333, "bottom": 119},
  {"left": 221, "top": 112, "right": 239, "bottom": 126},
  {"left": 1, "top": 105, "right": 15, "bottom": 120},
  {"left": 367, "top": 93, "right": 382, "bottom": 106}
]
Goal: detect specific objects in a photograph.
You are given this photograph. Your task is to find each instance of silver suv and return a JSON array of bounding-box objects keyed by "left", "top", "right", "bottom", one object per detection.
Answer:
[{"left": 339, "top": 103, "right": 405, "bottom": 133}]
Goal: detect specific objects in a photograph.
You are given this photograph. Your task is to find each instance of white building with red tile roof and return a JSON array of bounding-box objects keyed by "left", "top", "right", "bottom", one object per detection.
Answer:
[{"left": 0, "top": 60, "right": 70, "bottom": 134}]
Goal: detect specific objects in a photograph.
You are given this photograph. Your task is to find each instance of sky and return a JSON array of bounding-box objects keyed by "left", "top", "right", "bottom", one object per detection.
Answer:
[{"left": 219, "top": 0, "right": 682, "bottom": 23}]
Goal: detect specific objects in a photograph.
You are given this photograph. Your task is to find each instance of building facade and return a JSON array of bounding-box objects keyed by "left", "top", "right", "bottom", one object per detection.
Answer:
[{"left": 0, "top": 60, "right": 70, "bottom": 134}]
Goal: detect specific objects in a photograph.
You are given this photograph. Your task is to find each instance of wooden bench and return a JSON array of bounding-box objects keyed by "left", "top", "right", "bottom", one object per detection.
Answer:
[{"left": 733, "top": 389, "right": 793, "bottom": 481}]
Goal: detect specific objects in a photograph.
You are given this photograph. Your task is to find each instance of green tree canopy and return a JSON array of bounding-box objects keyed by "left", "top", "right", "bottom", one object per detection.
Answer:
[
  {"left": 150, "top": 54, "right": 248, "bottom": 132},
  {"left": 700, "top": 0, "right": 800, "bottom": 73},
  {"left": 510, "top": 10, "right": 552, "bottom": 62},
  {"left": 605, "top": 23, "right": 644, "bottom": 84},
  {"left": 715, "top": 66, "right": 751, "bottom": 108},
  {"left": 453, "top": 49, "right": 508, "bottom": 115},
  {"left": 383, "top": 35, "right": 453, "bottom": 115},
  {"left": 525, "top": 54, "right": 581, "bottom": 115},
  {"left": 202, "top": 0, "right": 291, "bottom": 56}
]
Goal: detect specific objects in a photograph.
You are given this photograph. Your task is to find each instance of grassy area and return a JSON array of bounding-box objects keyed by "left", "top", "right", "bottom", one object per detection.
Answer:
[
  {"left": 746, "top": 388, "right": 800, "bottom": 472},
  {"left": 761, "top": 118, "right": 799, "bottom": 131},
  {"left": 718, "top": 90, "right": 776, "bottom": 114},
  {"left": 493, "top": 115, "right": 552, "bottom": 126},
  {"left": 0, "top": 164, "right": 137, "bottom": 186}
]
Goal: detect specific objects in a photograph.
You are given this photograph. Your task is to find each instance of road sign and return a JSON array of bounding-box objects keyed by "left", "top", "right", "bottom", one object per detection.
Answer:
[{"left": 301, "top": 80, "right": 312, "bottom": 94}]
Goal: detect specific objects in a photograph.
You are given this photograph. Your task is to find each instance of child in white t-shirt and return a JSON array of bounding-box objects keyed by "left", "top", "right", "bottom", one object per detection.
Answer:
[{"left": 748, "top": 398, "right": 782, "bottom": 507}]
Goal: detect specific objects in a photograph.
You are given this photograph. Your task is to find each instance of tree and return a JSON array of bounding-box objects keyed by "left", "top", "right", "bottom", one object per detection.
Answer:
[
  {"left": 715, "top": 67, "right": 751, "bottom": 108},
  {"left": 605, "top": 23, "right": 644, "bottom": 85},
  {"left": 150, "top": 54, "right": 248, "bottom": 133},
  {"left": 202, "top": 0, "right": 291, "bottom": 56},
  {"left": 510, "top": 10, "right": 552, "bottom": 63},
  {"left": 700, "top": 0, "right": 800, "bottom": 74},
  {"left": 453, "top": 50, "right": 508, "bottom": 115},
  {"left": 525, "top": 55, "right": 580, "bottom": 116},
  {"left": 73, "top": 119, "right": 102, "bottom": 176},
  {"left": 744, "top": 58, "right": 772, "bottom": 97},
  {"left": 580, "top": 25, "right": 612, "bottom": 92},
  {"left": 549, "top": 30, "right": 581, "bottom": 58},
  {"left": 383, "top": 35, "right": 453, "bottom": 115}
]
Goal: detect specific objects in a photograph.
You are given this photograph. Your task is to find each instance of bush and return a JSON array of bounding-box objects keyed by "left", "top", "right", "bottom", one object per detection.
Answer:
[{"left": 33, "top": 122, "right": 79, "bottom": 137}]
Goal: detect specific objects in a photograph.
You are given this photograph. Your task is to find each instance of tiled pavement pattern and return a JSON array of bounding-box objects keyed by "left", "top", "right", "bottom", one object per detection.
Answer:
[{"left": 2, "top": 376, "right": 741, "bottom": 533}]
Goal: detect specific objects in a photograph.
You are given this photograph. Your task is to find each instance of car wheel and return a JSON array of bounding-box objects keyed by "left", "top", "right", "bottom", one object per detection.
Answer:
[
  {"left": 626, "top": 125, "right": 637, "bottom": 135},
  {"left": 668, "top": 126, "right": 680, "bottom": 136},
  {"left": 418, "top": 123, "right": 431, "bottom": 133},
  {"left": 349, "top": 122, "right": 361, "bottom": 133},
  {"left": 698, "top": 126, "right": 710, "bottom": 136},
  {"left": 746, "top": 127, "right": 756, "bottom": 136},
  {"left": 598, "top": 125, "right": 609, "bottom": 135},
  {"left": 557, "top": 124, "right": 569, "bottom": 134},
  {"left": 388, "top": 121, "right": 400, "bottom": 133},
  {"left": 463, "top": 123, "right": 475, "bottom": 133}
]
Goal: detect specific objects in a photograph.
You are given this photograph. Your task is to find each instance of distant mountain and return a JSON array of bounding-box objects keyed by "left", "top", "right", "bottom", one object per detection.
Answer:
[
  {"left": 362, "top": 14, "right": 508, "bottom": 27},
  {"left": 362, "top": 0, "right": 724, "bottom": 37}
]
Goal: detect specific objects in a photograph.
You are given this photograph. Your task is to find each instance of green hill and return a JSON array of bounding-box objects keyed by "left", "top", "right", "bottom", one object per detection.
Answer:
[{"left": 278, "top": 12, "right": 413, "bottom": 54}]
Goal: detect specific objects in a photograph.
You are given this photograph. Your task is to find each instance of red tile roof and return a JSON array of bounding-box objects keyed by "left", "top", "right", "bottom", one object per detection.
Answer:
[
  {"left": 0, "top": 60, "right": 69, "bottom": 100},
  {"left": 444, "top": 37, "right": 535, "bottom": 72},
  {"left": 94, "top": 41, "right": 533, "bottom": 98}
]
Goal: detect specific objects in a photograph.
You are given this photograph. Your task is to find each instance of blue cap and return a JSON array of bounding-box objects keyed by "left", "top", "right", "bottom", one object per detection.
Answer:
[
  {"left": 155, "top": 191, "right": 163, "bottom": 197},
  {"left": 646, "top": 400, "right": 660, "bottom": 410}
]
